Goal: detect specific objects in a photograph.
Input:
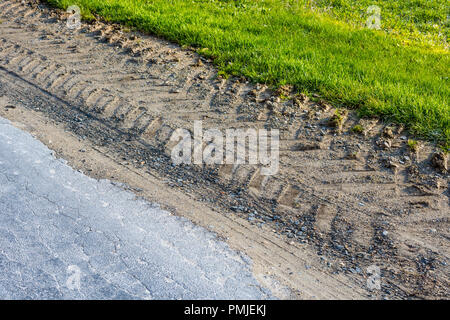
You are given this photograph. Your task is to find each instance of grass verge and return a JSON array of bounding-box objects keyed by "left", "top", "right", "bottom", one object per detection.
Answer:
[{"left": 45, "top": 0, "right": 449, "bottom": 147}]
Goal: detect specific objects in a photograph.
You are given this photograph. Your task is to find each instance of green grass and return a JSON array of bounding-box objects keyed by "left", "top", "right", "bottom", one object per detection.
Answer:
[
  {"left": 407, "top": 138, "right": 420, "bottom": 152},
  {"left": 45, "top": 0, "right": 449, "bottom": 146},
  {"left": 300, "top": 0, "right": 449, "bottom": 49},
  {"left": 351, "top": 124, "right": 364, "bottom": 134}
]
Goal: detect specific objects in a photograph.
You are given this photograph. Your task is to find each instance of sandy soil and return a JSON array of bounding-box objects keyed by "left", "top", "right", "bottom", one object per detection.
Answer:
[{"left": 0, "top": 0, "right": 448, "bottom": 299}]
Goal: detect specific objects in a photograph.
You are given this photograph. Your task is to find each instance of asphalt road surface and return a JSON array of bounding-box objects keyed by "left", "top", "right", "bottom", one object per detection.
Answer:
[{"left": 0, "top": 117, "right": 271, "bottom": 299}]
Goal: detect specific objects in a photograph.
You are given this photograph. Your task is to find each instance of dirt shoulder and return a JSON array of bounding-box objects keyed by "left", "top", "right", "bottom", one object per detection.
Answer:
[
  {"left": 0, "top": 0, "right": 448, "bottom": 299},
  {"left": 0, "top": 80, "right": 370, "bottom": 300}
]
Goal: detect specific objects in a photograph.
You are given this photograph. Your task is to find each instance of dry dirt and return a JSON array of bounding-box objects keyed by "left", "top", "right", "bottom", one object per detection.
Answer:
[{"left": 0, "top": 0, "right": 448, "bottom": 299}]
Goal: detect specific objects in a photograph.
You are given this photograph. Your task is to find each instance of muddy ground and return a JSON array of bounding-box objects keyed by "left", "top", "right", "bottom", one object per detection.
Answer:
[{"left": 0, "top": 0, "right": 448, "bottom": 299}]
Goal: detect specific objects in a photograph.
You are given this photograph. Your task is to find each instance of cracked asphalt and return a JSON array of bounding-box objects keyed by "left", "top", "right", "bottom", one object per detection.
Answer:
[{"left": 0, "top": 117, "right": 271, "bottom": 300}]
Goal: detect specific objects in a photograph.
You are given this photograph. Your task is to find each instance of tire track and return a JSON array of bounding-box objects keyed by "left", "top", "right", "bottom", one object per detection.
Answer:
[{"left": 1, "top": 0, "right": 448, "bottom": 298}]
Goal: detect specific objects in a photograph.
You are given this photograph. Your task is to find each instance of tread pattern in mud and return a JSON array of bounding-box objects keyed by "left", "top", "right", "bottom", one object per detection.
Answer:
[{"left": 1, "top": 0, "right": 448, "bottom": 298}]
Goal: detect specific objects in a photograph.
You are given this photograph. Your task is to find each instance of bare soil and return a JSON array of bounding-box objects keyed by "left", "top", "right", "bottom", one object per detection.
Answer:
[{"left": 0, "top": 0, "right": 448, "bottom": 299}]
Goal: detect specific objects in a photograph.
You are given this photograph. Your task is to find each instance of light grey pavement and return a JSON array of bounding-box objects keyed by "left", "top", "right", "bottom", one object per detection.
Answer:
[{"left": 0, "top": 117, "right": 271, "bottom": 300}]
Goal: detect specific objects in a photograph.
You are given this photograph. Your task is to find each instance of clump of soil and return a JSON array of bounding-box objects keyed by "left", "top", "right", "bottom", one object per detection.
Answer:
[
  {"left": 328, "top": 108, "right": 348, "bottom": 132},
  {"left": 431, "top": 152, "right": 448, "bottom": 172}
]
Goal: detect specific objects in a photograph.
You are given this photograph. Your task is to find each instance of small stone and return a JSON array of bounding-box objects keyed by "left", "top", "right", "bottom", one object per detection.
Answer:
[
  {"left": 265, "top": 100, "right": 275, "bottom": 110},
  {"left": 382, "top": 127, "right": 394, "bottom": 139},
  {"left": 386, "top": 161, "right": 398, "bottom": 169},
  {"left": 345, "top": 151, "right": 360, "bottom": 160}
]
